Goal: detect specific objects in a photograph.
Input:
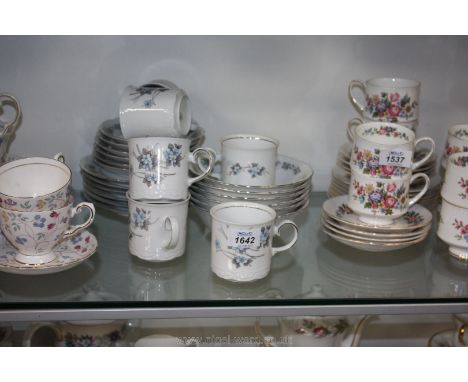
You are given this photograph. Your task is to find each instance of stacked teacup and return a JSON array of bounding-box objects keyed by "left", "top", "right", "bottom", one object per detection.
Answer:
[
  {"left": 437, "top": 152, "right": 468, "bottom": 261},
  {"left": 0, "top": 154, "right": 95, "bottom": 265},
  {"left": 441, "top": 124, "right": 468, "bottom": 169},
  {"left": 120, "top": 80, "right": 215, "bottom": 262}
]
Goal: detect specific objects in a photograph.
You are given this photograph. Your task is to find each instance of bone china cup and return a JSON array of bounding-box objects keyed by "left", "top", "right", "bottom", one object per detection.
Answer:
[
  {"left": 441, "top": 153, "right": 468, "bottom": 208},
  {"left": 221, "top": 134, "right": 279, "bottom": 186},
  {"left": 0, "top": 154, "right": 71, "bottom": 211},
  {"left": 349, "top": 122, "right": 435, "bottom": 179},
  {"left": 347, "top": 117, "right": 418, "bottom": 142},
  {"left": 127, "top": 193, "right": 189, "bottom": 262},
  {"left": 210, "top": 202, "right": 298, "bottom": 282},
  {"left": 0, "top": 201, "right": 95, "bottom": 265},
  {"left": 348, "top": 169, "right": 430, "bottom": 226},
  {"left": 437, "top": 198, "right": 468, "bottom": 260},
  {"left": 128, "top": 137, "right": 214, "bottom": 200},
  {"left": 119, "top": 83, "right": 191, "bottom": 139},
  {"left": 444, "top": 124, "right": 468, "bottom": 158},
  {"left": 348, "top": 77, "right": 420, "bottom": 123}
]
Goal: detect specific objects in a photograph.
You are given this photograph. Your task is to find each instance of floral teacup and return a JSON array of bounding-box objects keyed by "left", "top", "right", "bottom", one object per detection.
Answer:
[
  {"left": 441, "top": 153, "right": 468, "bottom": 208},
  {"left": 437, "top": 198, "right": 468, "bottom": 260},
  {"left": 128, "top": 137, "right": 214, "bottom": 200},
  {"left": 443, "top": 125, "right": 468, "bottom": 166},
  {"left": 0, "top": 200, "right": 95, "bottom": 265},
  {"left": 348, "top": 169, "right": 430, "bottom": 226}
]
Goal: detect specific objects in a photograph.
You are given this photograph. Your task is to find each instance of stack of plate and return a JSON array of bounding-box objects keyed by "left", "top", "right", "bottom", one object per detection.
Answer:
[
  {"left": 327, "top": 142, "right": 441, "bottom": 208},
  {"left": 80, "top": 118, "right": 205, "bottom": 216},
  {"left": 189, "top": 154, "right": 314, "bottom": 227},
  {"left": 321, "top": 195, "right": 433, "bottom": 252}
]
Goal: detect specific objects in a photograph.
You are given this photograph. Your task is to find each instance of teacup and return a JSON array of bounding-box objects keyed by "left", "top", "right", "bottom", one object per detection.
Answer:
[
  {"left": 0, "top": 93, "right": 21, "bottom": 163},
  {"left": 0, "top": 153, "right": 71, "bottom": 211},
  {"left": 119, "top": 83, "right": 191, "bottom": 139},
  {"left": 349, "top": 122, "right": 434, "bottom": 179},
  {"left": 348, "top": 77, "right": 420, "bottom": 123},
  {"left": 348, "top": 169, "right": 430, "bottom": 226},
  {"left": 127, "top": 193, "right": 189, "bottom": 262},
  {"left": 0, "top": 200, "right": 95, "bottom": 265},
  {"left": 441, "top": 153, "right": 468, "bottom": 208},
  {"left": 128, "top": 137, "right": 214, "bottom": 200},
  {"left": 444, "top": 124, "right": 468, "bottom": 161},
  {"left": 347, "top": 117, "right": 418, "bottom": 141},
  {"left": 210, "top": 202, "right": 298, "bottom": 282},
  {"left": 221, "top": 134, "right": 279, "bottom": 186},
  {"left": 437, "top": 198, "right": 468, "bottom": 260}
]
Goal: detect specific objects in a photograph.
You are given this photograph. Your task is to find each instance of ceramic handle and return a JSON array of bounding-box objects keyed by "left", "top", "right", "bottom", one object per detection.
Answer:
[
  {"left": 162, "top": 216, "right": 180, "bottom": 249},
  {"left": 0, "top": 93, "right": 21, "bottom": 137},
  {"left": 347, "top": 117, "right": 363, "bottom": 142},
  {"left": 63, "top": 202, "right": 96, "bottom": 240},
  {"left": 22, "top": 322, "right": 62, "bottom": 347},
  {"left": 53, "top": 152, "right": 66, "bottom": 163},
  {"left": 412, "top": 137, "right": 435, "bottom": 171},
  {"left": 408, "top": 173, "right": 430, "bottom": 207},
  {"left": 188, "top": 147, "right": 215, "bottom": 186},
  {"left": 348, "top": 80, "right": 366, "bottom": 115},
  {"left": 271, "top": 220, "right": 299, "bottom": 256}
]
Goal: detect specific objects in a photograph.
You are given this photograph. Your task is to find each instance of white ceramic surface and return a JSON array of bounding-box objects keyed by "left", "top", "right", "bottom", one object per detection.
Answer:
[
  {"left": 221, "top": 134, "right": 279, "bottom": 186},
  {"left": 127, "top": 194, "right": 189, "bottom": 262},
  {"left": 210, "top": 202, "right": 298, "bottom": 282},
  {"left": 128, "top": 137, "right": 214, "bottom": 200},
  {"left": 441, "top": 153, "right": 468, "bottom": 208},
  {"left": 437, "top": 198, "right": 468, "bottom": 260}
]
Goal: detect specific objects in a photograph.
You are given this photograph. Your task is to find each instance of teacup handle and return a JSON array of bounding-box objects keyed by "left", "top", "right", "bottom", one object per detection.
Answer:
[
  {"left": 0, "top": 93, "right": 21, "bottom": 138},
  {"left": 23, "top": 322, "right": 62, "bottom": 347},
  {"left": 62, "top": 202, "right": 96, "bottom": 240},
  {"left": 408, "top": 173, "right": 430, "bottom": 207},
  {"left": 188, "top": 147, "right": 215, "bottom": 186},
  {"left": 271, "top": 220, "right": 299, "bottom": 256},
  {"left": 347, "top": 117, "right": 363, "bottom": 142},
  {"left": 348, "top": 80, "right": 366, "bottom": 115},
  {"left": 412, "top": 137, "right": 435, "bottom": 171},
  {"left": 162, "top": 216, "right": 180, "bottom": 249}
]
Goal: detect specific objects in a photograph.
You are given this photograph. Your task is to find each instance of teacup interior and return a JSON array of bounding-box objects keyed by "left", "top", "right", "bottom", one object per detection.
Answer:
[
  {"left": 223, "top": 136, "right": 278, "bottom": 151},
  {"left": 357, "top": 124, "right": 413, "bottom": 145},
  {"left": 0, "top": 163, "right": 69, "bottom": 197},
  {"left": 213, "top": 204, "right": 275, "bottom": 225},
  {"left": 368, "top": 77, "right": 420, "bottom": 88}
]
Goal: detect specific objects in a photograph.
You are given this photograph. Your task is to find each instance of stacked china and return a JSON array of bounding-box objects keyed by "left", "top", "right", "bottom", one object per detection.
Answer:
[
  {"left": 437, "top": 152, "right": 468, "bottom": 261},
  {"left": 121, "top": 80, "right": 215, "bottom": 262},
  {"left": 0, "top": 154, "right": 97, "bottom": 269},
  {"left": 441, "top": 124, "right": 468, "bottom": 168}
]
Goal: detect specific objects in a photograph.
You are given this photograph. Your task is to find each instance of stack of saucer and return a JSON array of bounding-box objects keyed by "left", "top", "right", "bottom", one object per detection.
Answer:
[
  {"left": 321, "top": 195, "right": 433, "bottom": 252},
  {"left": 80, "top": 118, "right": 205, "bottom": 216},
  {"left": 327, "top": 142, "right": 440, "bottom": 208},
  {"left": 189, "top": 154, "right": 314, "bottom": 227}
]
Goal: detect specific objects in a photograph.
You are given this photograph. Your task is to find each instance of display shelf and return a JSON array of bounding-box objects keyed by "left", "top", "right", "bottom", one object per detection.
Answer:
[{"left": 1, "top": 192, "right": 468, "bottom": 321}]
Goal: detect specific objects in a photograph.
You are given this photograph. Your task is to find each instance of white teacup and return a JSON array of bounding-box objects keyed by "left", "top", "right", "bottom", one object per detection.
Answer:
[
  {"left": 127, "top": 193, "right": 189, "bottom": 262},
  {"left": 0, "top": 153, "right": 72, "bottom": 211},
  {"left": 0, "top": 200, "right": 95, "bottom": 264},
  {"left": 444, "top": 124, "right": 468, "bottom": 161},
  {"left": 348, "top": 77, "right": 420, "bottom": 123},
  {"left": 441, "top": 153, "right": 468, "bottom": 208},
  {"left": 128, "top": 137, "right": 214, "bottom": 200},
  {"left": 349, "top": 122, "right": 434, "bottom": 179},
  {"left": 210, "top": 202, "right": 298, "bottom": 282},
  {"left": 347, "top": 117, "right": 418, "bottom": 141},
  {"left": 119, "top": 83, "right": 191, "bottom": 139},
  {"left": 348, "top": 169, "right": 430, "bottom": 226},
  {"left": 221, "top": 134, "right": 279, "bottom": 186},
  {"left": 437, "top": 198, "right": 468, "bottom": 260}
]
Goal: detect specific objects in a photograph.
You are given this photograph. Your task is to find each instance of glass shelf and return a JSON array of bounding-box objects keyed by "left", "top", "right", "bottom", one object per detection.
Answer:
[{"left": 1, "top": 192, "right": 468, "bottom": 321}]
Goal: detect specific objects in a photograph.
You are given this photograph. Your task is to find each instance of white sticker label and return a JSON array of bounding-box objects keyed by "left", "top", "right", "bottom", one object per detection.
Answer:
[
  {"left": 227, "top": 227, "right": 261, "bottom": 249},
  {"left": 379, "top": 148, "right": 412, "bottom": 168}
]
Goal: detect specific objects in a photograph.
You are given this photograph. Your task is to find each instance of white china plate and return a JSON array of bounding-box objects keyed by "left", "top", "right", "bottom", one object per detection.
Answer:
[
  {"left": 81, "top": 171, "right": 128, "bottom": 191},
  {"left": 322, "top": 195, "right": 433, "bottom": 232},
  {"left": 0, "top": 231, "right": 97, "bottom": 275},
  {"left": 80, "top": 156, "right": 128, "bottom": 183}
]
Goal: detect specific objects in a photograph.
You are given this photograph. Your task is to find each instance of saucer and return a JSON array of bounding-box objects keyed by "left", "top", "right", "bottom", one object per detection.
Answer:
[{"left": 0, "top": 231, "right": 97, "bottom": 275}]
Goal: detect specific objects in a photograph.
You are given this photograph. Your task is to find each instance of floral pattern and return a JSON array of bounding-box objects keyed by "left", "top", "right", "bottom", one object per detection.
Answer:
[
  {"left": 295, "top": 318, "right": 348, "bottom": 338},
  {"left": 279, "top": 161, "right": 301, "bottom": 175},
  {"left": 454, "top": 129, "right": 468, "bottom": 139},
  {"left": 459, "top": 177, "right": 468, "bottom": 200},
  {"left": 336, "top": 204, "right": 353, "bottom": 217},
  {"left": 352, "top": 179, "right": 407, "bottom": 215},
  {"left": 164, "top": 143, "right": 183, "bottom": 167},
  {"left": 445, "top": 142, "right": 468, "bottom": 157},
  {"left": 453, "top": 219, "right": 468, "bottom": 243},
  {"left": 353, "top": 146, "right": 408, "bottom": 178},
  {"left": 0, "top": 189, "right": 70, "bottom": 212},
  {"left": 132, "top": 207, "right": 151, "bottom": 231},
  {"left": 403, "top": 210, "right": 424, "bottom": 225},
  {"left": 453, "top": 155, "right": 468, "bottom": 167},
  {"left": 361, "top": 125, "right": 410, "bottom": 141},
  {"left": 365, "top": 92, "right": 417, "bottom": 122},
  {"left": 228, "top": 162, "right": 268, "bottom": 178},
  {"left": 129, "top": 84, "right": 169, "bottom": 108}
]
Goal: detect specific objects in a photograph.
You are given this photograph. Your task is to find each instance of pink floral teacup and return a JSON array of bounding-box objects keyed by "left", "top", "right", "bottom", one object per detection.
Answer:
[
  {"left": 441, "top": 153, "right": 468, "bottom": 208},
  {"left": 348, "top": 169, "right": 430, "bottom": 226},
  {"left": 0, "top": 201, "right": 95, "bottom": 265},
  {"left": 443, "top": 125, "right": 468, "bottom": 167}
]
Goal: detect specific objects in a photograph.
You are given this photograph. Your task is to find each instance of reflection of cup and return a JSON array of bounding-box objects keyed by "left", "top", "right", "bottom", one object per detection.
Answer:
[
  {"left": 0, "top": 200, "right": 95, "bottom": 265},
  {"left": 453, "top": 315, "right": 468, "bottom": 347},
  {"left": 210, "top": 202, "right": 298, "bottom": 282},
  {"left": 128, "top": 137, "right": 214, "bottom": 200},
  {"left": 348, "top": 170, "right": 430, "bottom": 226},
  {"left": 441, "top": 153, "right": 468, "bottom": 207},
  {"left": 120, "top": 84, "right": 191, "bottom": 139},
  {"left": 221, "top": 134, "right": 279, "bottom": 186},
  {"left": 348, "top": 77, "right": 420, "bottom": 123}
]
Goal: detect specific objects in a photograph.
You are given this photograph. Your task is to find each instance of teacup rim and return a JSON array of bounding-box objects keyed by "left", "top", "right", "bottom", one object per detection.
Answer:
[
  {"left": 448, "top": 124, "right": 468, "bottom": 140},
  {"left": 221, "top": 134, "right": 279, "bottom": 150},
  {"left": 127, "top": 136, "right": 191, "bottom": 145},
  {"left": 447, "top": 152, "right": 468, "bottom": 167},
  {"left": 354, "top": 121, "right": 415, "bottom": 145},
  {"left": 350, "top": 167, "right": 414, "bottom": 181},
  {"left": 126, "top": 191, "right": 191, "bottom": 207},
  {"left": 210, "top": 201, "right": 277, "bottom": 226},
  {"left": 366, "top": 77, "right": 421, "bottom": 88},
  {"left": 0, "top": 197, "right": 75, "bottom": 214}
]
